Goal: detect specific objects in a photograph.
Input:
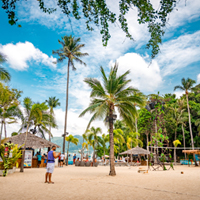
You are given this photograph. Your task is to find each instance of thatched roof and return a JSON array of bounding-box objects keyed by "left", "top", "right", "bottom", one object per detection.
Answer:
[
  {"left": 119, "top": 147, "right": 150, "bottom": 155},
  {"left": 8, "top": 132, "right": 60, "bottom": 149},
  {"left": 182, "top": 150, "right": 200, "bottom": 154}
]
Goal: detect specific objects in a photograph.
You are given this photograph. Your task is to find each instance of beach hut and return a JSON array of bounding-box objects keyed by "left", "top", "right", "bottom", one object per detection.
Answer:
[
  {"left": 182, "top": 150, "right": 200, "bottom": 166},
  {"left": 8, "top": 132, "right": 60, "bottom": 168},
  {"left": 119, "top": 147, "right": 150, "bottom": 167}
]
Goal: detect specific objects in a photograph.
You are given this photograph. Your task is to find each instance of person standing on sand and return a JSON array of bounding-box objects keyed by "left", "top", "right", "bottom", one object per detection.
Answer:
[
  {"left": 60, "top": 153, "right": 65, "bottom": 167},
  {"left": 45, "top": 146, "right": 61, "bottom": 184}
]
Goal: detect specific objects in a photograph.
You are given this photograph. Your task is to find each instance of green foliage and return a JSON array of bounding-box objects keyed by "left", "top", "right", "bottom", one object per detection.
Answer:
[
  {"left": 173, "top": 139, "right": 181, "bottom": 147},
  {"left": 1, "top": 0, "right": 181, "bottom": 58},
  {"left": 11, "top": 132, "right": 18, "bottom": 136},
  {"left": 0, "top": 53, "right": 11, "bottom": 82},
  {"left": 0, "top": 142, "right": 22, "bottom": 177}
]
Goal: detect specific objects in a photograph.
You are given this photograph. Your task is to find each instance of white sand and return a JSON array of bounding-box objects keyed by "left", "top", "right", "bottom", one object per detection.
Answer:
[{"left": 0, "top": 165, "right": 200, "bottom": 200}]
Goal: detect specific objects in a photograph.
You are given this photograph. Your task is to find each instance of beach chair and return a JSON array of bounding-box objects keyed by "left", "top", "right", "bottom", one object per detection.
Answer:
[{"left": 85, "top": 161, "right": 91, "bottom": 167}]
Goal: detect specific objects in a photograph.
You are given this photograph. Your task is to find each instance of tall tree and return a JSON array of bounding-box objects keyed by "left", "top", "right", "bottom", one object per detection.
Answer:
[
  {"left": 86, "top": 127, "right": 102, "bottom": 166},
  {"left": 174, "top": 78, "right": 196, "bottom": 152},
  {"left": 98, "top": 134, "right": 109, "bottom": 160},
  {"left": 170, "top": 106, "right": 186, "bottom": 165},
  {"left": 0, "top": 53, "right": 10, "bottom": 82},
  {"left": 45, "top": 97, "right": 60, "bottom": 141},
  {"left": 53, "top": 35, "right": 88, "bottom": 154},
  {"left": 0, "top": 83, "right": 22, "bottom": 144},
  {"left": 79, "top": 64, "right": 143, "bottom": 176},
  {"left": 65, "top": 134, "right": 79, "bottom": 166},
  {"left": 20, "top": 98, "right": 44, "bottom": 172}
]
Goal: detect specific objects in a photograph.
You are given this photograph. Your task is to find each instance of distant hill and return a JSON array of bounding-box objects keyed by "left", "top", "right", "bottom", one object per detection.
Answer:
[{"left": 51, "top": 135, "right": 92, "bottom": 154}]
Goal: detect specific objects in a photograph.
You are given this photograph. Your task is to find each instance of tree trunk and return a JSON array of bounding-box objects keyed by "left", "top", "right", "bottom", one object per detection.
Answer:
[
  {"left": 63, "top": 60, "right": 70, "bottom": 154},
  {"left": 109, "top": 107, "right": 116, "bottom": 176},
  {"left": 66, "top": 142, "right": 69, "bottom": 166},
  {"left": 146, "top": 132, "right": 149, "bottom": 151},
  {"left": 186, "top": 94, "right": 194, "bottom": 149},
  {"left": 20, "top": 124, "right": 30, "bottom": 172},
  {"left": 174, "top": 129, "right": 177, "bottom": 165},
  {"left": 186, "top": 94, "right": 197, "bottom": 165},
  {"left": 49, "top": 125, "right": 51, "bottom": 142},
  {"left": 4, "top": 120, "right": 7, "bottom": 138},
  {"left": 182, "top": 124, "right": 186, "bottom": 160},
  {"left": 93, "top": 142, "right": 95, "bottom": 167},
  {"left": 0, "top": 120, "right": 3, "bottom": 145}
]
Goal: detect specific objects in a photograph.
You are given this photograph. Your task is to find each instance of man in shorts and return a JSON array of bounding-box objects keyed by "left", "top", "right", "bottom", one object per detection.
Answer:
[{"left": 45, "top": 146, "right": 61, "bottom": 184}]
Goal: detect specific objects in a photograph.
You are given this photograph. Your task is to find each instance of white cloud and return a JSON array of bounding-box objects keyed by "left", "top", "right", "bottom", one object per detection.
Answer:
[
  {"left": 112, "top": 53, "right": 162, "bottom": 92},
  {"left": 197, "top": 74, "right": 200, "bottom": 84},
  {"left": 51, "top": 108, "right": 108, "bottom": 137},
  {"left": 0, "top": 41, "right": 56, "bottom": 70},
  {"left": 157, "top": 31, "right": 200, "bottom": 76},
  {"left": 166, "top": 0, "right": 200, "bottom": 28},
  {"left": 173, "top": 90, "right": 185, "bottom": 99}
]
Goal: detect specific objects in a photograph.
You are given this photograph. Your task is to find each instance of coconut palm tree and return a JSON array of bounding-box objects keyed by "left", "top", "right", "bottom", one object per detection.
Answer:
[
  {"left": 0, "top": 53, "right": 10, "bottom": 82},
  {"left": 79, "top": 64, "right": 144, "bottom": 176},
  {"left": 45, "top": 97, "right": 60, "bottom": 141},
  {"left": 0, "top": 83, "right": 21, "bottom": 144},
  {"left": 170, "top": 106, "right": 186, "bottom": 164},
  {"left": 32, "top": 105, "right": 58, "bottom": 139},
  {"left": 86, "top": 127, "right": 102, "bottom": 165},
  {"left": 177, "top": 99, "right": 188, "bottom": 159},
  {"left": 174, "top": 78, "right": 196, "bottom": 151},
  {"left": 20, "top": 97, "right": 44, "bottom": 172},
  {"left": 98, "top": 134, "right": 109, "bottom": 160},
  {"left": 65, "top": 134, "right": 79, "bottom": 166},
  {"left": 53, "top": 35, "right": 88, "bottom": 154},
  {"left": 0, "top": 105, "right": 22, "bottom": 138}
]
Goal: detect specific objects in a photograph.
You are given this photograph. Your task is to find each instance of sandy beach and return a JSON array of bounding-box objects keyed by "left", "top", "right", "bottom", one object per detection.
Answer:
[{"left": 0, "top": 165, "right": 200, "bottom": 200}]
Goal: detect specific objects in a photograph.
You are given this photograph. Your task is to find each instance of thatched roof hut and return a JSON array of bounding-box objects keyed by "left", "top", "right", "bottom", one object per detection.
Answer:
[
  {"left": 8, "top": 132, "right": 60, "bottom": 149},
  {"left": 119, "top": 147, "right": 150, "bottom": 155},
  {"left": 182, "top": 150, "right": 200, "bottom": 155}
]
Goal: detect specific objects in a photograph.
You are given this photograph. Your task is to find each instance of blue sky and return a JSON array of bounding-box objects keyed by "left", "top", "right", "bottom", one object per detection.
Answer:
[{"left": 0, "top": 0, "right": 200, "bottom": 137}]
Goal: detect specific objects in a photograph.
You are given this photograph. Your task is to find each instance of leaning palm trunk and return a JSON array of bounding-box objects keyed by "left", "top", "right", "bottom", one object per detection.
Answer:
[
  {"left": 181, "top": 124, "right": 186, "bottom": 160},
  {"left": 63, "top": 60, "right": 70, "bottom": 154},
  {"left": 0, "top": 120, "right": 3, "bottom": 145},
  {"left": 93, "top": 145, "right": 95, "bottom": 167},
  {"left": 146, "top": 132, "right": 149, "bottom": 151},
  {"left": 4, "top": 121, "right": 7, "bottom": 138},
  {"left": 109, "top": 108, "right": 116, "bottom": 176},
  {"left": 20, "top": 124, "right": 30, "bottom": 172},
  {"left": 186, "top": 94, "right": 197, "bottom": 165}
]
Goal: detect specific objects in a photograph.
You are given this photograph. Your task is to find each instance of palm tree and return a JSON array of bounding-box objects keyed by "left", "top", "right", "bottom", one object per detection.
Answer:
[
  {"left": 177, "top": 99, "right": 188, "bottom": 159},
  {"left": 32, "top": 103, "right": 58, "bottom": 139},
  {"left": 174, "top": 78, "right": 196, "bottom": 151},
  {"left": 53, "top": 35, "right": 89, "bottom": 154},
  {"left": 98, "top": 134, "right": 109, "bottom": 160},
  {"left": 20, "top": 97, "right": 44, "bottom": 172},
  {"left": 170, "top": 106, "right": 186, "bottom": 164},
  {"left": 79, "top": 64, "right": 143, "bottom": 176},
  {"left": 0, "top": 105, "right": 22, "bottom": 138},
  {"left": 65, "top": 134, "right": 79, "bottom": 166},
  {"left": 45, "top": 97, "right": 60, "bottom": 141},
  {"left": 0, "top": 83, "right": 21, "bottom": 144},
  {"left": 86, "top": 127, "right": 102, "bottom": 165},
  {"left": 0, "top": 53, "right": 10, "bottom": 82}
]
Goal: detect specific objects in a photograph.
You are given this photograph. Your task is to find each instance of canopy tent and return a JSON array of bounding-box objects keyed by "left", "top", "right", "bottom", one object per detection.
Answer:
[
  {"left": 8, "top": 132, "right": 60, "bottom": 149},
  {"left": 119, "top": 147, "right": 150, "bottom": 155}
]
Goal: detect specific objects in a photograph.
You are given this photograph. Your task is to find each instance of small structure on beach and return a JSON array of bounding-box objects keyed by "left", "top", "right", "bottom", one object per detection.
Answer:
[
  {"left": 8, "top": 132, "right": 60, "bottom": 149},
  {"left": 8, "top": 132, "right": 60, "bottom": 168},
  {"left": 119, "top": 147, "right": 150, "bottom": 156}
]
